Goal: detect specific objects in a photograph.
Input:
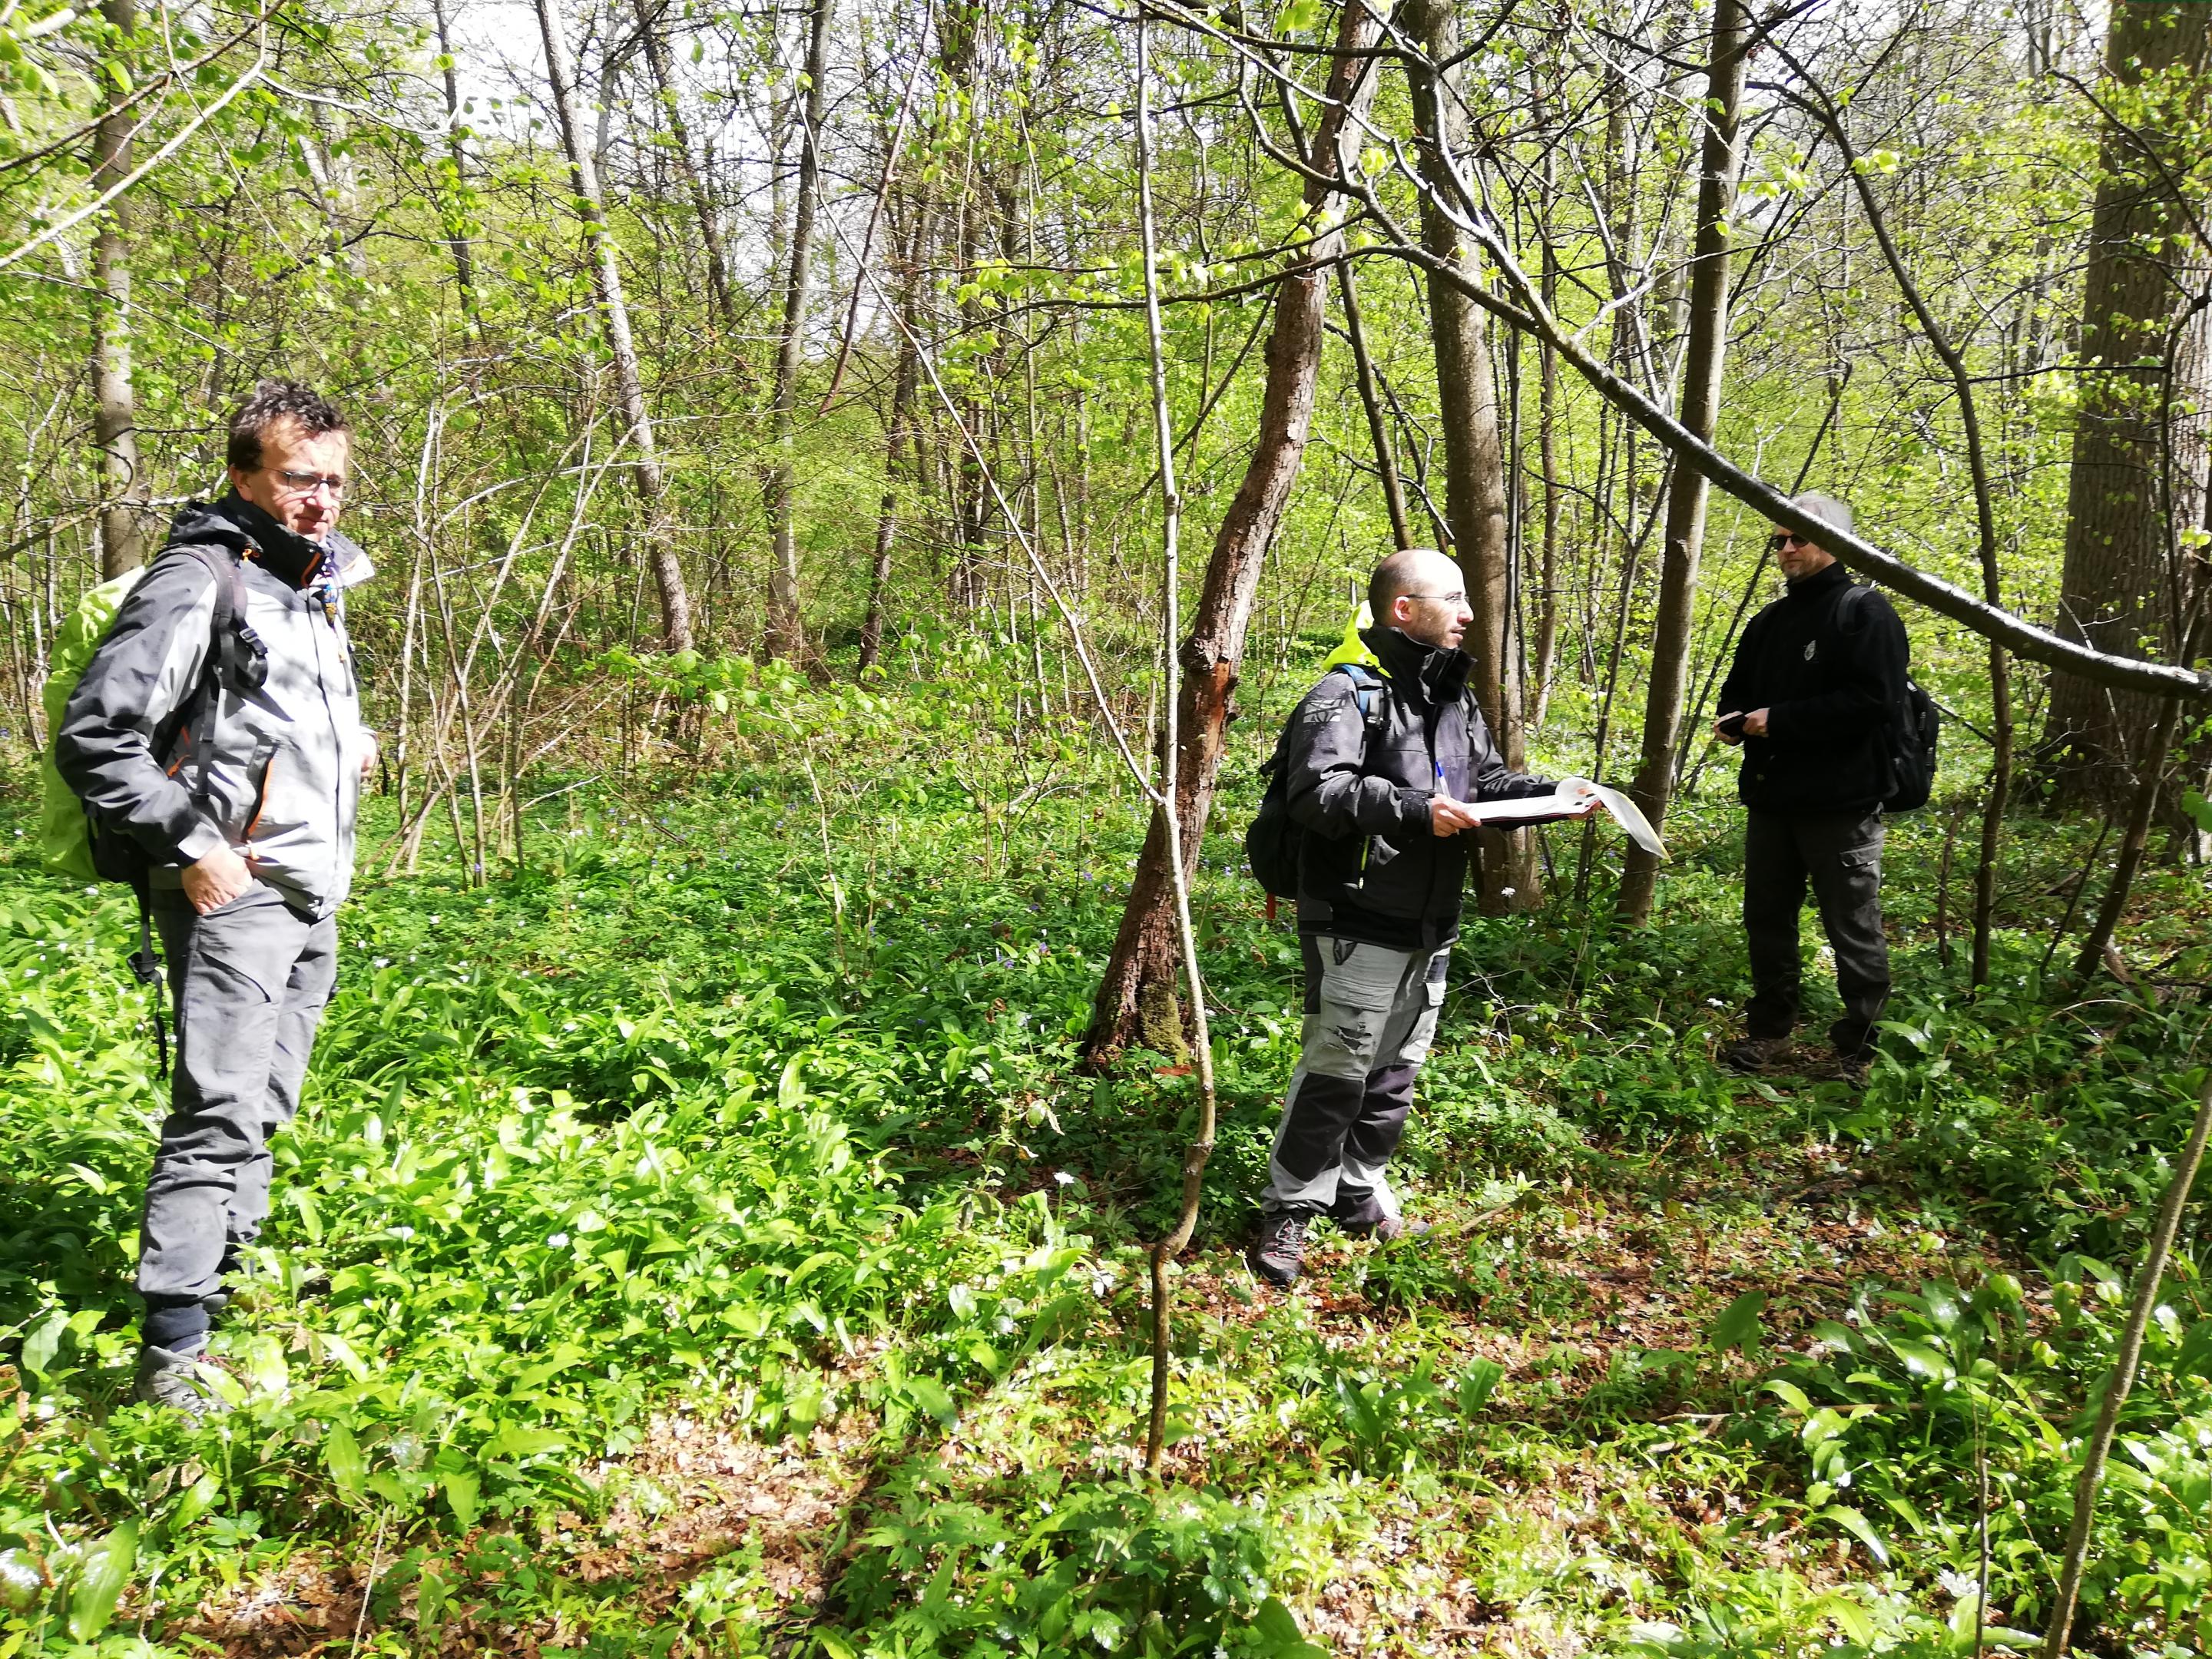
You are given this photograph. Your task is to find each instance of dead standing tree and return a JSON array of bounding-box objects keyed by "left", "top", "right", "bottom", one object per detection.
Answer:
[{"left": 1083, "top": 0, "right": 1386, "bottom": 1065}]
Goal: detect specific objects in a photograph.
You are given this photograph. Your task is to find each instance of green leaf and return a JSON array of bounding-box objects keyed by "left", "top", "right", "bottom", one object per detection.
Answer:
[
  {"left": 1804, "top": 1593, "right": 1873, "bottom": 1644},
  {"left": 325, "top": 1419, "right": 366, "bottom": 1500},
  {"left": 20, "top": 1310, "right": 68, "bottom": 1380},
  {"left": 1710, "top": 1290, "right": 1767, "bottom": 1353},
  {"left": 441, "top": 1468, "right": 481, "bottom": 1530},
  {"left": 1820, "top": 1502, "right": 1890, "bottom": 1566},
  {"left": 67, "top": 1519, "right": 137, "bottom": 1641},
  {"left": 491, "top": 1424, "right": 568, "bottom": 1459},
  {"left": 902, "top": 1376, "right": 958, "bottom": 1426},
  {"left": 1455, "top": 1358, "right": 1505, "bottom": 1415}
]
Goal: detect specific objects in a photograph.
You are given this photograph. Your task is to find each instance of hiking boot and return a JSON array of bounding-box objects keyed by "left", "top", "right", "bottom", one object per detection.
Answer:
[
  {"left": 1828, "top": 1050, "right": 1872, "bottom": 1088},
  {"left": 134, "top": 1344, "right": 230, "bottom": 1418},
  {"left": 1247, "top": 1210, "right": 1313, "bottom": 1288},
  {"left": 1721, "top": 1035, "right": 1793, "bottom": 1075}
]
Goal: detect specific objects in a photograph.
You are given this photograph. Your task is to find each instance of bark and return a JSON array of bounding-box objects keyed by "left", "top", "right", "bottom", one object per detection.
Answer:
[
  {"left": 1618, "top": 0, "right": 1750, "bottom": 925},
  {"left": 1403, "top": 0, "right": 1532, "bottom": 912},
  {"left": 1082, "top": 0, "right": 1386, "bottom": 1065},
  {"left": 90, "top": 0, "right": 147, "bottom": 579},
  {"left": 535, "top": 0, "right": 694, "bottom": 651},
  {"left": 763, "top": 0, "right": 835, "bottom": 662},
  {"left": 638, "top": 0, "right": 739, "bottom": 337},
  {"left": 860, "top": 210, "right": 926, "bottom": 677},
  {"left": 429, "top": 0, "right": 481, "bottom": 332},
  {"left": 2041, "top": 1, "right": 2212, "bottom": 803},
  {"left": 1336, "top": 260, "right": 1412, "bottom": 550}
]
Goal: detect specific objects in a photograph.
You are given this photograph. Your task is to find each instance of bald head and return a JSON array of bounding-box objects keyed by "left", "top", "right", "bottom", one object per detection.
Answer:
[{"left": 1369, "top": 548, "right": 1471, "bottom": 651}]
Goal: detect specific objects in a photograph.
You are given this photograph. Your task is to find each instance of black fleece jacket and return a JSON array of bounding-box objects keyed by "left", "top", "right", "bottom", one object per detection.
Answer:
[
  {"left": 1285, "top": 625, "right": 1556, "bottom": 949},
  {"left": 1717, "top": 561, "right": 1909, "bottom": 816}
]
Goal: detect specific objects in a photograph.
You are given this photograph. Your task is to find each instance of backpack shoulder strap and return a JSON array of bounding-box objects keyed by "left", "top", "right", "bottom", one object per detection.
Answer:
[{"left": 1336, "top": 662, "right": 1386, "bottom": 730}]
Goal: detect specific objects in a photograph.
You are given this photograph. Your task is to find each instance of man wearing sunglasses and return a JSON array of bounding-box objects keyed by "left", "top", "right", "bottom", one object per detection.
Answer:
[
  {"left": 57, "top": 379, "right": 376, "bottom": 1413},
  {"left": 1713, "top": 493, "right": 1909, "bottom": 1082}
]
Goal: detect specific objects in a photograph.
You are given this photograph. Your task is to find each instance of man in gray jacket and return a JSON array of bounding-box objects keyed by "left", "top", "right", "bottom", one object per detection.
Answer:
[{"left": 58, "top": 379, "right": 373, "bottom": 1413}]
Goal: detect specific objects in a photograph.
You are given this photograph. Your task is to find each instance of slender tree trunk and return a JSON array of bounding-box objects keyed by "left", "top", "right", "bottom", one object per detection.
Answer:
[
  {"left": 763, "top": 0, "right": 835, "bottom": 663},
  {"left": 1618, "top": 0, "right": 1750, "bottom": 925},
  {"left": 1083, "top": 0, "right": 1386, "bottom": 1065},
  {"left": 2041, "top": 1, "right": 2212, "bottom": 805},
  {"left": 860, "top": 210, "right": 926, "bottom": 677},
  {"left": 2075, "top": 695, "right": 2185, "bottom": 979},
  {"left": 1403, "top": 0, "right": 1532, "bottom": 911},
  {"left": 429, "top": 0, "right": 481, "bottom": 333},
  {"left": 638, "top": 0, "right": 739, "bottom": 338},
  {"left": 535, "top": 0, "right": 694, "bottom": 651},
  {"left": 1336, "top": 261, "right": 1412, "bottom": 551},
  {"left": 90, "top": 0, "right": 147, "bottom": 579},
  {"left": 1531, "top": 227, "right": 1562, "bottom": 727}
]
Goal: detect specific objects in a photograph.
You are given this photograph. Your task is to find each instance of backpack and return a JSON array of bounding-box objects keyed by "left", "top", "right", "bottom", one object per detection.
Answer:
[
  {"left": 1840, "top": 584, "right": 1939, "bottom": 812},
  {"left": 37, "top": 539, "right": 263, "bottom": 1070},
  {"left": 1245, "top": 663, "right": 1387, "bottom": 899}
]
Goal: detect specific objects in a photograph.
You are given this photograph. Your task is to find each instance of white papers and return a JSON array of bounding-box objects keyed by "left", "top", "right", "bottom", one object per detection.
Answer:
[{"left": 1468, "top": 776, "right": 1668, "bottom": 860}]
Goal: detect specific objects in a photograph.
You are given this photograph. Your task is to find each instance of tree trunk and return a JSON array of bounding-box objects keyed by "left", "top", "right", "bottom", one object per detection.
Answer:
[
  {"left": 861, "top": 208, "right": 926, "bottom": 676},
  {"left": 1618, "top": 0, "right": 1750, "bottom": 925},
  {"left": 763, "top": 0, "right": 835, "bottom": 663},
  {"left": 2041, "top": 1, "right": 2212, "bottom": 804},
  {"left": 534, "top": 0, "right": 694, "bottom": 651},
  {"left": 1403, "top": 0, "right": 1532, "bottom": 912},
  {"left": 638, "top": 0, "right": 739, "bottom": 338},
  {"left": 1082, "top": 0, "right": 1386, "bottom": 1065},
  {"left": 429, "top": 0, "right": 481, "bottom": 333},
  {"left": 90, "top": 0, "right": 147, "bottom": 579},
  {"left": 1336, "top": 260, "right": 1412, "bottom": 551}
]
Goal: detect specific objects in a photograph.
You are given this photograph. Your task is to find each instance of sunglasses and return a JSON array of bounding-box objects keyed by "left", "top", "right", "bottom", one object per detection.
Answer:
[{"left": 1766, "top": 531, "right": 1815, "bottom": 554}]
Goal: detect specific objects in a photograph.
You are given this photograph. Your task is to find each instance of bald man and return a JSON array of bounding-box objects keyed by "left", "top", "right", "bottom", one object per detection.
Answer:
[{"left": 1249, "top": 548, "right": 1590, "bottom": 1288}]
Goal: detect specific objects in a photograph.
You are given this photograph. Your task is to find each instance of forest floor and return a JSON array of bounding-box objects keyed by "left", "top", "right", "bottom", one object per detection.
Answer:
[{"left": 5, "top": 666, "right": 2212, "bottom": 1658}]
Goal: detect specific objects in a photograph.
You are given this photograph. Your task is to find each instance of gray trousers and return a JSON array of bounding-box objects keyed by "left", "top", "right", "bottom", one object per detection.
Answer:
[
  {"left": 139, "top": 882, "right": 336, "bottom": 1351},
  {"left": 1260, "top": 936, "right": 1449, "bottom": 1220},
  {"left": 1743, "top": 809, "right": 1889, "bottom": 1056}
]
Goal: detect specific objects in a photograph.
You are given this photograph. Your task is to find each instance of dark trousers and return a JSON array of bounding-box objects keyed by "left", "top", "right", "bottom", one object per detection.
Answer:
[
  {"left": 139, "top": 882, "right": 337, "bottom": 1351},
  {"left": 1743, "top": 810, "right": 1890, "bottom": 1057},
  {"left": 1261, "top": 935, "right": 1449, "bottom": 1220}
]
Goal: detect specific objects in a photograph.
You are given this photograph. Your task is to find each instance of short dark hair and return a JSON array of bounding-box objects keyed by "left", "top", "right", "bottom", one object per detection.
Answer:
[{"left": 226, "top": 379, "right": 349, "bottom": 472}]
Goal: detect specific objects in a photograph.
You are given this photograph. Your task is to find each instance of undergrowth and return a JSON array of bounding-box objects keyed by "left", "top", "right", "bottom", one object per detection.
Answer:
[{"left": 2, "top": 652, "right": 2209, "bottom": 1657}]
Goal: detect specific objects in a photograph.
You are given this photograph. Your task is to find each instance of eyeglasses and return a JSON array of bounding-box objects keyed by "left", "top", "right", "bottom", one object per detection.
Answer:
[
  {"left": 271, "top": 467, "right": 346, "bottom": 498},
  {"left": 1402, "top": 590, "right": 1469, "bottom": 607},
  {"left": 1766, "top": 531, "right": 1815, "bottom": 553}
]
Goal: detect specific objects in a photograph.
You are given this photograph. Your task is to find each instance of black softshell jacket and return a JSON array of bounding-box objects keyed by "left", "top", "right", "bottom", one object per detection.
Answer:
[
  {"left": 1285, "top": 626, "right": 1556, "bottom": 949},
  {"left": 1717, "top": 561, "right": 1909, "bottom": 816}
]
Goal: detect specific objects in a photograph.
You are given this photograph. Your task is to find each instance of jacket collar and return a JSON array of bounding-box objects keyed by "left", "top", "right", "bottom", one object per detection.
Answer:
[
  {"left": 1362, "top": 623, "right": 1472, "bottom": 708},
  {"left": 166, "top": 495, "right": 370, "bottom": 594},
  {"left": 1786, "top": 560, "right": 1852, "bottom": 600}
]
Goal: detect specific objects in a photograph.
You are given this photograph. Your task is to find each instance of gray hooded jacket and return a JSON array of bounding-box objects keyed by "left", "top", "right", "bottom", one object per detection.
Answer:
[{"left": 56, "top": 497, "right": 374, "bottom": 920}]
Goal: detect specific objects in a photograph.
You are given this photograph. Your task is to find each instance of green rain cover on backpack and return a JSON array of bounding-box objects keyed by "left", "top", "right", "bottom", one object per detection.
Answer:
[{"left": 38, "top": 567, "right": 149, "bottom": 881}]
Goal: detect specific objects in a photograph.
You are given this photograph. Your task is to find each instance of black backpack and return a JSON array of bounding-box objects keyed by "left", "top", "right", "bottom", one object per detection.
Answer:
[
  {"left": 1842, "top": 584, "right": 1938, "bottom": 812},
  {"left": 1245, "top": 663, "right": 1386, "bottom": 899}
]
